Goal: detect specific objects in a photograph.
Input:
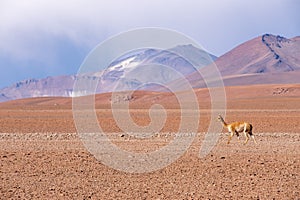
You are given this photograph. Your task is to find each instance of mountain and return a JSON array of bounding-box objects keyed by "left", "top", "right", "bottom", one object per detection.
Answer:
[
  {"left": 0, "top": 45, "right": 216, "bottom": 102},
  {"left": 96, "top": 44, "right": 216, "bottom": 93},
  {"left": 1, "top": 34, "right": 300, "bottom": 103},
  {"left": 0, "top": 93, "right": 10, "bottom": 102},
  {"left": 188, "top": 34, "right": 300, "bottom": 87},
  {"left": 0, "top": 75, "right": 100, "bottom": 102},
  {"left": 216, "top": 34, "right": 300, "bottom": 75}
]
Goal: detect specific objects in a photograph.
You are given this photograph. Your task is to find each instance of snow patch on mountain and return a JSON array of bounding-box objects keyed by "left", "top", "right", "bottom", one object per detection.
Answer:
[{"left": 108, "top": 56, "right": 137, "bottom": 71}]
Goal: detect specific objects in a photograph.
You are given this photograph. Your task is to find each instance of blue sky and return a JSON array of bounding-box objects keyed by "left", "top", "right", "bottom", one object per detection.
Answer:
[{"left": 0, "top": 0, "right": 299, "bottom": 89}]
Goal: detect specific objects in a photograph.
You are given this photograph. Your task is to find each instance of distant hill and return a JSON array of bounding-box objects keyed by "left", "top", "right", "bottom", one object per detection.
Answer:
[
  {"left": 1, "top": 84, "right": 300, "bottom": 110},
  {"left": 1, "top": 34, "right": 300, "bottom": 103},
  {"left": 0, "top": 75, "right": 84, "bottom": 102},
  {"left": 0, "top": 44, "right": 216, "bottom": 102}
]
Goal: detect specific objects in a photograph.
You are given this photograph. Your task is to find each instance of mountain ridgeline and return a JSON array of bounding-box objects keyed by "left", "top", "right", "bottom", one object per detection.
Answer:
[
  {"left": 188, "top": 34, "right": 300, "bottom": 88},
  {"left": 0, "top": 45, "right": 216, "bottom": 102},
  {"left": 1, "top": 34, "right": 300, "bottom": 102}
]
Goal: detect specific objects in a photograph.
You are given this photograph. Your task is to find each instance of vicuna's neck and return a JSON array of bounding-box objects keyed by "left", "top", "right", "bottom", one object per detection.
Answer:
[{"left": 219, "top": 116, "right": 228, "bottom": 127}]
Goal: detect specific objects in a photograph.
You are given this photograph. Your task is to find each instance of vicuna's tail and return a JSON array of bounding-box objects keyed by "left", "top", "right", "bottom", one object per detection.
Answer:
[
  {"left": 249, "top": 124, "right": 257, "bottom": 144},
  {"left": 249, "top": 124, "right": 253, "bottom": 135}
]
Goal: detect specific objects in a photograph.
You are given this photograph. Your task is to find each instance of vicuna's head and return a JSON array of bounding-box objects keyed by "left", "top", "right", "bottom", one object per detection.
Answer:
[{"left": 217, "top": 114, "right": 223, "bottom": 122}]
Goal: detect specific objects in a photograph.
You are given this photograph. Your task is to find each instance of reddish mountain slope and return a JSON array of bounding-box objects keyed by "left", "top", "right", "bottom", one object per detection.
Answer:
[
  {"left": 187, "top": 34, "right": 300, "bottom": 87},
  {"left": 216, "top": 34, "right": 300, "bottom": 75}
]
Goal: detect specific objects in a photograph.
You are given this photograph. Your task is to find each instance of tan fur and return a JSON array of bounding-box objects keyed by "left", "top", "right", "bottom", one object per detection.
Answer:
[{"left": 217, "top": 115, "right": 257, "bottom": 144}]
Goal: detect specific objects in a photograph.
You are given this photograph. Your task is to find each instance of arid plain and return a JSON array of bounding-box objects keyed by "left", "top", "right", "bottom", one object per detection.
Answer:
[{"left": 0, "top": 84, "right": 299, "bottom": 199}]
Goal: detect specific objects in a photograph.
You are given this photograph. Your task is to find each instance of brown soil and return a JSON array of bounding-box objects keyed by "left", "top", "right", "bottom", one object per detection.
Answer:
[{"left": 0, "top": 84, "right": 299, "bottom": 199}]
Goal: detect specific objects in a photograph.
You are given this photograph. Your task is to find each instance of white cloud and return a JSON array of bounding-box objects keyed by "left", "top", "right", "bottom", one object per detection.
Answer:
[
  {"left": 0, "top": 1, "right": 100, "bottom": 60},
  {"left": 0, "top": 0, "right": 299, "bottom": 62}
]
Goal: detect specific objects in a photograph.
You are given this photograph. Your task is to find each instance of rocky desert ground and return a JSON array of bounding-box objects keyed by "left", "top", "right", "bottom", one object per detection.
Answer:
[{"left": 0, "top": 84, "right": 299, "bottom": 199}]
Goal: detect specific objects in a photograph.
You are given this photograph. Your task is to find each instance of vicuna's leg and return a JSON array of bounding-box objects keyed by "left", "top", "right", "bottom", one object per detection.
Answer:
[
  {"left": 251, "top": 135, "right": 257, "bottom": 144},
  {"left": 235, "top": 131, "right": 241, "bottom": 143},
  {"left": 227, "top": 132, "right": 234, "bottom": 144},
  {"left": 244, "top": 132, "right": 249, "bottom": 144},
  {"left": 249, "top": 131, "right": 257, "bottom": 144}
]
